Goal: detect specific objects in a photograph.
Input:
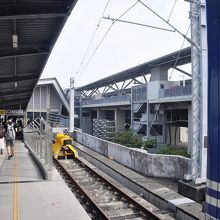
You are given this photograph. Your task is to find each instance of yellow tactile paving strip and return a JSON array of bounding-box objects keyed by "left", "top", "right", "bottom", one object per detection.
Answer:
[{"left": 13, "top": 148, "right": 20, "bottom": 220}]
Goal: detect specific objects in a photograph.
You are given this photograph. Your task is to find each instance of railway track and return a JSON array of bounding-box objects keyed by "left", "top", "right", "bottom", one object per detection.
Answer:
[{"left": 54, "top": 157, "right": 171, "bottom": 220}]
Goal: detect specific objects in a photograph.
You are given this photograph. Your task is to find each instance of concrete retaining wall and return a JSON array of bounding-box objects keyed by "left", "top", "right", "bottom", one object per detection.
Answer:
[{"left": 73, "top": 130, "right": 191, "bottom": 179}]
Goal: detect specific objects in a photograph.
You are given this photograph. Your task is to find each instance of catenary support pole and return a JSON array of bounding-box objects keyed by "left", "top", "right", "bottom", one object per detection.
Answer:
[
  {"left": 190, "top": 0, "right": 201, "bottom": 180},
  {"left": 199, "top": 0, "right": 208, "bottom": 182},
  {"left": 190, "top": 0, "right": 207, "bottom": 183},
  {"left": 70, "top": 77, "right": 74, "bottom": 131}
]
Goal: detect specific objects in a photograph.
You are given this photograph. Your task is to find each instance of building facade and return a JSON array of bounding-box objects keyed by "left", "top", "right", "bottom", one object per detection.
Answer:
[
  {"left": 25, "top": 78, "right": 69, "bottom": 126},
  {"left": 76, "top": 47, "right": 192, "bottom": 152}
]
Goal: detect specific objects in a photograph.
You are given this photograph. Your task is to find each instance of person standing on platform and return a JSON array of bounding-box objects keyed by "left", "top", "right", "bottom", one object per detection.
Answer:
[
  {"left": 5, "top": 119, "right": 16, "bottom": 160},
  {"left": 0, "top": 120, "right": 5, "bottom": 154}
]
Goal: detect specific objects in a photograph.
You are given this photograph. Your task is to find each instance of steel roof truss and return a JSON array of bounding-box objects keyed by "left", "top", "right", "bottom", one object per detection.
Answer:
[
  {"left": 120, "top": 80, "right": 126, "bottom": 90},
  {"left": 173, "top": 67, "right": 191, "bottom": 77},
  {"left": 107, "top": 84, "right": 117, "bottom": 92},
  {"left": 132, "top": 78, "right": 144, "bottom": 85},
  {"left": 143, "top": 74, "right": 148, "bottom": 83},
  {"left": 123, "top": 79, "right": 134, "bottom": 90},
  {"left": 114, "top": 83, "right": 119, "bottom": 91}
]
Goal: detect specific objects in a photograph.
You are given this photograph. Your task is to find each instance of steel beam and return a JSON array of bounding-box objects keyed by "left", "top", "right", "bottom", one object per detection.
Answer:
[
  {"left": 0, "top": 89, "right": 33, "bottom": 96},
  {"left": 0, "top": 3, "right": 68, "bottom": 20},
  {"left": 0, "top": 47, "right": 49, "bottom": 59},
  {"left": 2, "top": 97, "right": 30, "bottom": 105},
  {"left": 0, "top": 75, "right": 38, "bottom": 84},
  {"left": 174, "top": 67, "right": 192, "bottom": 77}
]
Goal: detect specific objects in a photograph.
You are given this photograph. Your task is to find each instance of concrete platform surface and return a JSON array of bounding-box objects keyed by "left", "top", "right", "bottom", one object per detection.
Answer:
[{"left": 0, "top": 141, "right": 91, "bottom": 220}]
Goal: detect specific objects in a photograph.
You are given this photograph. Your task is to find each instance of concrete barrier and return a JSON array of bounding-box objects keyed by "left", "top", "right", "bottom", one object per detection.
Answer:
[{"left": 73, "top": 130, "right": 191, "bottom": 179}]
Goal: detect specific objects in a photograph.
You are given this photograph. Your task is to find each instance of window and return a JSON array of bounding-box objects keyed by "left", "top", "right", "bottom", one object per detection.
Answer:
[
  {"left": 150, "top": 125, "right": 163, "bottom": 136},
  {"left": 160, "top": 84, "right": 164, "bottom": 89},
  {"left": 82, "top": 112, "right": 90, "bottom": 118},
  {"left": 41, "top": 112, "right": 47, "bottom": 120}
]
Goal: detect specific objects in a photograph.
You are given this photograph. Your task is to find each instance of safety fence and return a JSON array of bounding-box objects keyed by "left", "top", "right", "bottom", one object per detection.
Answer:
[
  {"left": 159, "top": 85, "right": 192, "bottom": 98},
  {"left": 47, "top": 112, "right": 69, "bottom": 128},
  {"left": 23, "top": 117, "right": 53, "bottom": 179},
  {"left": 82, "top": 94, "right": 131, "bottom": 106},
  {"left": 131, "top": 84, "right": 148, "bottom": 102}
]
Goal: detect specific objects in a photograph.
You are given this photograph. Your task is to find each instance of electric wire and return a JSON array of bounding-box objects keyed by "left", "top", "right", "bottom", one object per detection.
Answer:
[
  {"left": 76, "top": 1, "right": 139, "bottom": 82},
  {"left": 74, "top": 0, "right": 110, "bottom": 79},
  {"left": 103, "top": 17, "right": 175, "bottom": 32},
  {"left": 138, "top": 0, "right": 196, "bottom": 47},
  {"left": 167, "top": 0, "right": 178, "bottom": 22},
  {"left": 169, "top": 23, "right": 191, "bottom": 80}
]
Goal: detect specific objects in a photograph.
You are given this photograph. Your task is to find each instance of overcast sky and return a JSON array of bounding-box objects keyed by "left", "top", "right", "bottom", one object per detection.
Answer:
[{"left": 41, "top": 0, "right": 191, "bottom": 89}]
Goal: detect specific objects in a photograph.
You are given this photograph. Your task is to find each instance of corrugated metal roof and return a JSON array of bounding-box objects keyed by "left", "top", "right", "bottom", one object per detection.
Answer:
[{"left": 0, "top": 0, "right": 78, "bottom": 109}]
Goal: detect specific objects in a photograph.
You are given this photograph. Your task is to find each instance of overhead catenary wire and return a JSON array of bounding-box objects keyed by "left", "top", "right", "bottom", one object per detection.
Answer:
[
  {"left": 76, "top": 1, "right": 139, "bottom": 82},
  {"left": 75, "top": 0, "right": 110, "bottom": 78},
  {"left": 167, "top": 0, "right": 178, "bottom": 22},
  {"left": 169, "top": 23, "right": 191, "bottom": 80},
  {"left": 74, "top": 0, "right": 110, "bottom": 79},
  {"left": 138, "top": 0, "right": 197, "bottom": 48}
]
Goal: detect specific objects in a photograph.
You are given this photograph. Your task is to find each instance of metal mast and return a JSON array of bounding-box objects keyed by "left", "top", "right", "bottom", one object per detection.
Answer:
[
  {"left": 70, "top": 77, "right": 75, "bottom": 131},
  {"left": 190, "top": 0, "right": 207, "bottom": 182},
  {"left": 191, "top": 0, "right": 202, "bottom": 180}
]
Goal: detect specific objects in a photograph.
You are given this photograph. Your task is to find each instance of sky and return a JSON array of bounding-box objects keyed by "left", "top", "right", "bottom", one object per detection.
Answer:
[{"left": 41, "top": 0, "right": 191, "bottom": 89}]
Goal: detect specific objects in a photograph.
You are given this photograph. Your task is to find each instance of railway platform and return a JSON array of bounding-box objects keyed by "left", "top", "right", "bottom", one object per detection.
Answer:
[{"left": 0, "top": 141, "right": 91, "bottom": 220}]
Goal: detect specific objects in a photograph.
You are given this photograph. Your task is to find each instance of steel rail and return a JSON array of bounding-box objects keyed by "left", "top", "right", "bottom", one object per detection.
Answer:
[
  {"left": 54, "top": 159, "right": 110, "bottom": 220},
  {"left": 54, "top": 157, "right": 165, "bottom": 220}
]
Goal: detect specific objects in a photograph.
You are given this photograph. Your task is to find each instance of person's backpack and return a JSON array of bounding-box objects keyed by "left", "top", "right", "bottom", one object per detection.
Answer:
[{"left": 6, "top": 125, "right": 15, "bottom": 140}]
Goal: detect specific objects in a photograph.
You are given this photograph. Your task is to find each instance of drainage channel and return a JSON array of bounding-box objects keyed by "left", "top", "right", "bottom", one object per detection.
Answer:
[{"left": 54, "top": 157, "right": 166, "bottom": 220}]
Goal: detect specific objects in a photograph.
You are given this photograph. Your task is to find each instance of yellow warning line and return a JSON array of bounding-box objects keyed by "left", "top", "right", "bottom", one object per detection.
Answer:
[{"left": 13, "top": 147, "right": 20, "bottom": 220}]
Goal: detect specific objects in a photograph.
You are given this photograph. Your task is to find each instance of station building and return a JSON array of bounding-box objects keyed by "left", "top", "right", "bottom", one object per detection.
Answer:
[
  {"left": 25, "top": 78, "right": 69, "bottom": 126},
  {"left": 26, "top": 48, "right": 192, "bottom": 151},
  {"left": 76, "top": 47, "right": 192, "bottom": 151}
]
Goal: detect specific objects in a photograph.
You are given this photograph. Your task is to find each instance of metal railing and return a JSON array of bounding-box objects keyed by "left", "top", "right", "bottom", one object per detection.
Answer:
[
  {"left": 132, "top": 84, "right": 147, "bottom": 102},
  {"left": 47, "top": 113, "right": 69, "bottom": 127},
  {"left": 159, "top": 85, "right": 192, "bottom": 98},
  {"left": 82, "top": 94, "right": 131, "bottom": 106},
  {"left": 23, "top": 117, "right": 53, "bottom": 179}
]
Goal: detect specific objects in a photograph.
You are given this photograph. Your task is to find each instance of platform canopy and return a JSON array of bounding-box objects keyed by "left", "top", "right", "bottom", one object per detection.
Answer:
[
  {"left": 0, "top": 0, "right": 77, "bottom": 110},
  {"left": 78, "top": 47, "right": 191, "bottom": 91}
]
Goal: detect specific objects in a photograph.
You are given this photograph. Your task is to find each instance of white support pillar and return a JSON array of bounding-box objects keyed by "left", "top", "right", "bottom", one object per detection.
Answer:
[
  {"left": 115, "top": 108, "right": 125, "bottom": 132},
  {"left": 69, "top": 77, "right": 74, "bottom": 132}
]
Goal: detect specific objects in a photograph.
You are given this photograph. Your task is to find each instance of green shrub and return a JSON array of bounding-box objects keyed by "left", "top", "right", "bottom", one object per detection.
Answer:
[
  {"left": 143, "top": 139, "right": 157, "bottom": 150},
  {"left": 113, "top": 128, "right": 143, "bottom": 148},
  {"left": 156, "top": 146, "right": 191, "bottom": 158}
]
